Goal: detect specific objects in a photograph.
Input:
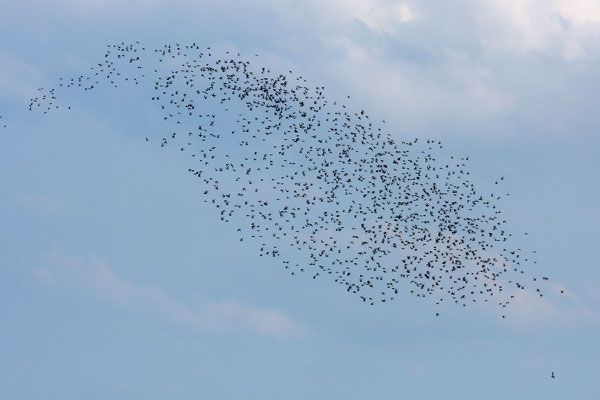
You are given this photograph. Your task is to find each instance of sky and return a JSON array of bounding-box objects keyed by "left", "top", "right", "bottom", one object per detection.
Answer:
[{"left": 1, "top": 1, "right": 599, "bottom": 399}]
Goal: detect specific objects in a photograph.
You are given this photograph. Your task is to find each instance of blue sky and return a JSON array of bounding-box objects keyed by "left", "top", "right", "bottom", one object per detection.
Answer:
[{"left": 1, "top": 1, "right": 599, "bottom": 399}]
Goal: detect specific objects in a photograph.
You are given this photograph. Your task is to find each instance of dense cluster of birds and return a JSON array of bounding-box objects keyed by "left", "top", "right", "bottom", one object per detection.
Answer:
[{"left": 28, "top": 42, "right": 554, "bottom": 316}]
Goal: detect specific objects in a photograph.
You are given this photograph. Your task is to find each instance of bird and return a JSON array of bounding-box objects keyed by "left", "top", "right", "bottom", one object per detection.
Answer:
[{"left": 551, "top": 371, "right": 555, "bottom": 379}]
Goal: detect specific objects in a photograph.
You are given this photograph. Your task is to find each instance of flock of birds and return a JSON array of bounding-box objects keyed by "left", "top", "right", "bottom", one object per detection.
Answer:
[{"left": 26, "top": 42, "right": 558, "bottom": 319}]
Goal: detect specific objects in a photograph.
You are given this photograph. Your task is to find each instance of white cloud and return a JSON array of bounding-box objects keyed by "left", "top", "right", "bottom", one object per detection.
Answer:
[
  {"left": 479, "top": 0, "right": 600, "bottom": 60},
  {"left": 43, "top": 0, "right": 597, "bottom": 62},
  {"left": 0, "top": 50, "right": 45, "bottom": 101},
  {"left": 328, "top": 0, "right": 417, "bottom": 34},
  {"left": 301, "top": 0, "right": 600, "bottom": 137},
  {"left": 396, "top": 3, "right": 416, "bottom": 23},
  {"left": 56, "top": 0, "right": 164, "bottom": 13},
  {"left": 499, "top": 283, "right": 598, "bottom": 329},
  {"left": 206, "top": 299, "right": 300, "bottom": 336},
  {"left": 34, "top": 249, "right": 305, "bottom": 337},
  {"left": 317, "top": 34, "right": 513, "bottom": 135},
  {"left": 5, "top": 0, "right": 598, "bottom": 139}
]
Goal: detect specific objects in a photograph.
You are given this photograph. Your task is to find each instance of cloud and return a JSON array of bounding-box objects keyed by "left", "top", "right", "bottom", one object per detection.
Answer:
[
  {"left": 54, "top": 0, "right": 165, "bottom": 13},
  {"left": 479, "top": 0, "right": 600, "bottom": 60},
  {"left": 33, "top": 249, "right": 305, "bottom": 337},
  {"left": 317, "top": 34, "right": 513, "bottom": 134},
  {"left": 499, "top": 282, "right": 598, "bottom": 329},
  {"left": 5, "top": 0, "right": 599, "bottom": 139},
  {"left": 206, "top": 299, "right": 301, "bottom": 336},
  {"left": 325, "top": 0, "right": 417, "bottom": 34},
  {"left": 0, "top": 50, "right": 45, "bottom": 101}
]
